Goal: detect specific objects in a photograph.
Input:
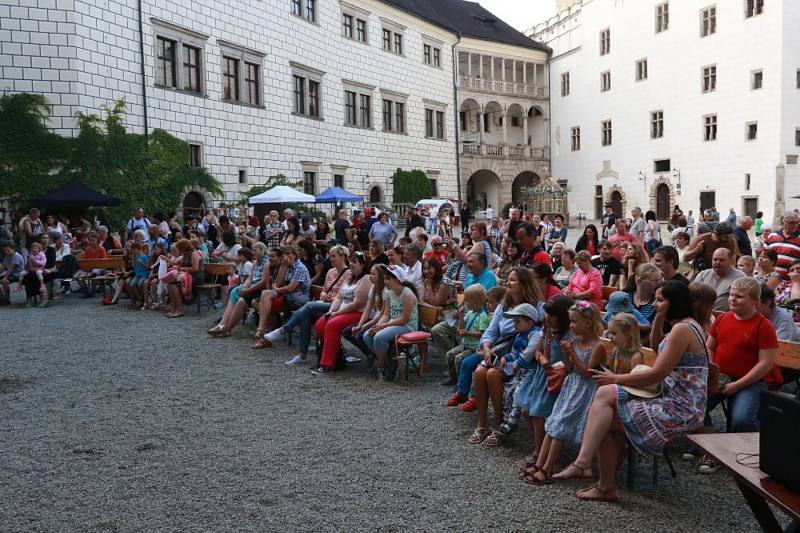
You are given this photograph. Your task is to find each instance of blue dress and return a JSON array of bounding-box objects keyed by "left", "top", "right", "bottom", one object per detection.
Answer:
[
  {"left": 544, "top": 342, "right": 598, "bottom": 448},
  {"left": 514, "top": 330, "right": 573, "bottom": 417}
]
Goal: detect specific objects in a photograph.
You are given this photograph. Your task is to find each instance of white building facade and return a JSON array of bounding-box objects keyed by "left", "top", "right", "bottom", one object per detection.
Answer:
[
  {"left": 530, "top": 0, "right": 800, "bottom": 225},
  {"left": 0, "top": 0, "right": 549, "bottom": 214}
]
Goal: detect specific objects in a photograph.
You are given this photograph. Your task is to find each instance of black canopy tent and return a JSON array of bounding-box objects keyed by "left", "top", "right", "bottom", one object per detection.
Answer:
[{"left": 35, "top": 180, "right": 121, "bottom": 209}]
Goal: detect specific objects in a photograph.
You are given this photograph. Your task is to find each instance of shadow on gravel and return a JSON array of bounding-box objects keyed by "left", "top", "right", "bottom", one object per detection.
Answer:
[{"left": 0, "top": 375, "right": 37, "bottom": 394}]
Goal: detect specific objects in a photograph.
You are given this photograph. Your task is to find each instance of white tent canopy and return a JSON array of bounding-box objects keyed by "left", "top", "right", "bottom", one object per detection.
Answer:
[{"left": 248, "top": 186, "right": 315, "bottom": 204}]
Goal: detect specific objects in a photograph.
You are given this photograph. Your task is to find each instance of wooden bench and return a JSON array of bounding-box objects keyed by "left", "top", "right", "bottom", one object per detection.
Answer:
[
  {"left": 74, "top": 257, "right": 125, "bottom": 296},
  {"left": 196, "top": 262, "right": 227, "bottom": 312},
  {"left": 777, "top": 340, "right": 800, "bottom": 371}
]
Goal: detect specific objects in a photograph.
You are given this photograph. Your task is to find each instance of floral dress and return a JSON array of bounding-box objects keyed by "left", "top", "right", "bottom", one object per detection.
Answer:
[
  {"left": 544, "top": 341, "right": 599, "bottom": 448},
  {"left": 774, "top": 280, "right": 800, "bottom": 321},
  {"left": 617, "top": 324, "right": 708, "bottom": 456}
]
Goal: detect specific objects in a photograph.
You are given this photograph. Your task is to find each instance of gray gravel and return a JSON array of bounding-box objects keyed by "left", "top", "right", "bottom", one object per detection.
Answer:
[{"left": 0, "top": 297, "right": 767, "bottom": 532}]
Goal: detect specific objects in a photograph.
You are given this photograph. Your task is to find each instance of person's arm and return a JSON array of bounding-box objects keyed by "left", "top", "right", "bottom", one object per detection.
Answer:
[
  {"left": 682, "top": 235, "right": 707, "bottom": 261},
  {"left": 649, "top": 305, "right": 667, "bottom": 348},
  {"left": 479, "top": 308, "right": 504, "bottom": 358},
  {"left": 426, "top": 283, "right": 450, "bottom": 307},
  {"left": 571, "top": 342, "right": 607, "bottom": 378},
  {"left": 575, "top": 270, "right": 602, "bottom": 300},
  {"left": 629, "top": 351, "right": 644, "bottom": 368},
  {"left": 724, "top": 324, "right": 778, "bottom": 395}
]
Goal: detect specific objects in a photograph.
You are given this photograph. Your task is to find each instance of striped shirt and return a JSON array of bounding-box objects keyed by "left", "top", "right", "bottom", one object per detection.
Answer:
[
  {"left": 766, "top": 230, "right": 800, "bottom": 279},
  {"left": 286, "top": 259, "right": 311, "bottom": 295}
]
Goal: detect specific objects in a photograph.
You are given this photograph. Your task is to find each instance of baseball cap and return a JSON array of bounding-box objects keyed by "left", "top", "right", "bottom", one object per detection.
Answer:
[
  {"left": 503, "top": 303, "right": 539, "bottom": 323},
  {"left": 381, "top": 264, "right": 406, "bottom": 282}
]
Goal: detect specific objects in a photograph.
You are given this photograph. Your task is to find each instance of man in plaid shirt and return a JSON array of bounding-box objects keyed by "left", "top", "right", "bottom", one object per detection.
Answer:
[
  {"left": 261, "top": 210, "right": 283, "bottom": 247},
  {"left": 487, "top": 217, "right": 504, "bottom": 252}
]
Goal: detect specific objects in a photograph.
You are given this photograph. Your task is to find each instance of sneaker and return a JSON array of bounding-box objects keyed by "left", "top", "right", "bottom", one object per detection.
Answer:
[
  {"left": 310, "top": 366, "right": 332, "bottom": 376},
  {"left": 445, "top": 392, "right": 468, "bottom": 407},
  {"left": 682, "top": 452, "right": 698, "bottom": 461},
  {"left": 460, "top": 398, "right": 477, "bottom": 412},
  {"left": 265, "top": 328, "right": 283, "bottom": 343},
  {"left": 698, "top": 455, "right": 718, "bottom": 474},
  {"left": 440, "top": 377, "right": 457, "bottom": 387},
  {"left": 285, "top": 354, "right": 306, "bottom": 365},
  {"left": 345, "top": 355, "right": 362, "bottom": 363}
]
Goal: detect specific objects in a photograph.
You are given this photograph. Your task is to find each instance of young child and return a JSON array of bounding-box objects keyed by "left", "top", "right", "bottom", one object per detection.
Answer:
[
  {"left": 237, "top": 247, "right": 253, "bottom": 282},
  {"left": 737, "top": 255, "right": 755, "bottom": 277},
  {"left": 606, "top": 313, "right": 644, "bottom": 375},
  {"left": 445, "top": 284, "right": 490, "bottom": 406},
  {"left": 129, "top": 242, "right": 150, "bottom": 308},
  {"left": 143, "top": 241, "right": 168, "bottom": 310},
  {"left": 602, "top": 291, "right": 650, "bottom": 327},
  {"left": 25, "top": 241, "right": 47, "bottom": 307},
  {"left": 457, "top": 285, "right": 506, "bottom": 412},
  {"left": 514, "top": 295, "right": 574, "bottom": 473},
  {"left": 222, "top": 261, "right": 239, "bottom": 307},
  {"left": 524, "top": 300, "right": 607, "bottom": 484}
]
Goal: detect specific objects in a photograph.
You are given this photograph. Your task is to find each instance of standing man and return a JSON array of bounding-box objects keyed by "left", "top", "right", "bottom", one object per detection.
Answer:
[
  {"left": 333, "top": 209, "right": 351, "bottom": 245},
  {"left": 504, "top": 208, "right": 523, "bottom": 239},
  {"left": 487, "top": 218, "right": 504, "bottom": 252},
  {"left": 404, "top": 208, "right": 425, "bottom": 239},
  {"left": 459, "top": 203, "right": 471, "bottom": 234},
  {"left": 686, "top": 210, "right": 695, "bottom": 238},
  {"left": 126, "top": 207, "right": 150, "bottom": 241},
  {"left": 694, "top": 248, "right": 745, "bottom": 311},
  {"left": 601, "top": 203, "right": 617, "bottom": 239},
  {"left": 733, "top": 216, "right": 753, "bottom": 258},
  {"left": 629, "top": 207, "right": 646, "bottom": 243},
  {"left": 485, "top": 204, "right": 494, "bottom": 221},
  {"left": 516, "top": 223, "right": 551, "bottom": 267},
  {"left": 727, "top": 208, "right": 737, "bottom": 225},
  {"left": 766, "top": 210, "right": 800, "bottom": 278},
  {"left": 608, "top": 219, "right": 638, "bottom": 260}
]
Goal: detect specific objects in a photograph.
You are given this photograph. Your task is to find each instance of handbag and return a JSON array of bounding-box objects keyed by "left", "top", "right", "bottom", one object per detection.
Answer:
[{"left": 544, "top": 334, "right": 568, "bottom": 393}]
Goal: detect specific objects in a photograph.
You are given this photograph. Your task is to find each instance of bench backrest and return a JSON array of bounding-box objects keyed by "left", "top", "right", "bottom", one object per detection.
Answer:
[
  {"left": 77, "top": 257, "right": 125, "bottom": 271},
  {"left": 777, "top": 340, "right": 800, "bottom": 370},
  {"left": 600, "top": 337, "right": 657, "bottom": 367},
  {"left": 419, "top": 303, "right": 442, "bottom": 329},
  {"left": 205, "top": 262, "right": 228, "bottom": 277}
]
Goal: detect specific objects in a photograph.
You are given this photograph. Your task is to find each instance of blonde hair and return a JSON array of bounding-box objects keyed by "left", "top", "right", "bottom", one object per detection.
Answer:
[
  {"left": 463, "top": 283, "right": 487, "bottom": 307},
  {"left": 731, "top": 276, "right": 760, "bottom": 300},
  {"left": 224, "top": 261, "right": 238, "bottom": 271},
  {"left": 737, "top": 255, "right": 755, "bottom": 270},
  {"left": 569, "top": 301, "right": 604, "bottom": 338},
  {"left": 608, "top": 313, "right": 642, "bottom": 352}
]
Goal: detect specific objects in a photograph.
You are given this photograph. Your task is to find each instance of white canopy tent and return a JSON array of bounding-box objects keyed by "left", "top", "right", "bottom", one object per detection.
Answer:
[{"left": 248, "top": 186, "right": 315, "bottom": 204}]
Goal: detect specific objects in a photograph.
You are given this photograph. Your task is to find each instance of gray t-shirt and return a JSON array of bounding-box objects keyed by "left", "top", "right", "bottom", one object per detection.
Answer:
[
  {"left": 770, "top": 306, "right": 800, "bottom": 342},
  {"left": 629, "top": 217, "right": 647, "bottom": 239},
  {"left": 694, "top": 267, "right": 746, "bottom": 311}
]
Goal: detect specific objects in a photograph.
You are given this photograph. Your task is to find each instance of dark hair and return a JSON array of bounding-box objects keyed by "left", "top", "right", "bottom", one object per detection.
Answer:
[
  {"left": 285, "top": 217, "right": 300, "bottom": 237},
  {"left": 543, "top": 295, "right": 574, "bottom": 336},
  {"left": 518, "top": 223, "right": 537, "bottom": 238},
  {"left": 222, "top": 230, "right": 236, "bottom": 248},
  {"left": 298, "top": 240, "right": 317, "bottom": 261},
  {"left": 645, "top": 210, "right": 657, "bottom": 222},
  {"left": 554, "top": 213, "right": 564, "bottom": 222},
  {"left": 532, "top": 262, "right": 559, "bottom": 288},
  {"left": 349, "top": 251, "right": 371, "bottom": 281},
  {"left": 759, "top": 247, "right": 778, "bottom": 264},
  {"left": 598, "top": 239, "right": 612, "bottom": 250},
  {"left": 417, "top": 233, "right": 428, "bottom": 243},
  {"left": 660, "top": 280, "right": 693, "bottom": 321},
  {"left": 505, "top": 240, "right": 521, "bottom": 260},
  {"left": 674, "top": 231, "right": 690, "bottom": 244},
  {"left": 576, "top": 224, "right": 600, "bottom": 253},
  {"left": 714, "top": 221, "right": 734, "bottom": 236},
  {"left": 422, "top": 256, "right": 443, "bottom": 285},
  {"left": 654, "top": 245, "right": 679, "bottom": 269},
  {"left": 269, "top": 247, "right": 283, "bottom": 257},
  {"left": 756, "top": 211, "right": 764, "bottom": 218},
  {"left": 219, "top": 215, "right": 230, "bottom": 225},
  {"left": 301, "top": 216, "right": 312, "bottom": 225},
  {"left": 760, "top": 283, "right": 776, "bottom": 305},
  {"left": 237, "top": 247, "right": 253, "bottom": 261}
]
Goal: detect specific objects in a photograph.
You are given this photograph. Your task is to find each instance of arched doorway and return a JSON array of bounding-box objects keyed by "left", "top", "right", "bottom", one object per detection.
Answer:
[
  {"left": 459, "top": 98, "right": 481, "bottom": 142},
  {"left": 512, "top": 171, "right": 540, "bottom": 207},
  {"left": 611, "top": 190, "right": 623, "bottom": 218},
  {"left": 528, "top": 106, "right": 546, "bottom": 147},
  {"left": 656, "top": 183, "right": 670, "bottom": 220},
  {"left": 369, "top": 185, "right": 383, "bottom": 204},
  {"left": 466, "top": 170, "right": 501, "bottom": 212},
  {"left": 506, "top": 103, "right": 526, "bottom": 145},
  {"left": 182, "top": 191, "right": 205, "bottom": 220}
]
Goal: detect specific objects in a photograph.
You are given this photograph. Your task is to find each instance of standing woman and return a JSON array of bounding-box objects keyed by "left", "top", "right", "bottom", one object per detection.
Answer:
[
  {"left": 368, "top": 212, "right": 397, "bottom": 249},
  {"left": 166, "top": 238, "right": 203, "bottom": 318},
  {"left": 470, "top": 267, "right": 543, "bottom": 446},
  {"left": 363, "top": 265, "right": 419, "bottom": 381},
  {"left": 576, "top": 224, "right": 600, "bottom": 256}
]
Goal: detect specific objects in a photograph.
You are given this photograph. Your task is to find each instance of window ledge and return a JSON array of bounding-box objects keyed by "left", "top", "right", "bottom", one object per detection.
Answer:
[
  {"left": 343, "top": 35, "right": 369, "bottom": 46},
  {"left": 290, "top": 13, "right": 320, "bottom": 26},
  {"left": 383, "top": 129, "right": 408, "bottom": 136},
  {"left": 344, "top": 124, "right": 374, "bottom": 130},
  {"left": 154, "top": 84, "right": 207, "bottom": 98},
  {"left": 423, "top": 62, "right": 443, "bottom": 69},
  {"left": 292, "top": 112, "right": 324, "bottom": 122},
  {"left": 425, "top": 136, "right": 447, "bottom": 142},
  {"left": 222, "top": 98, "right": 265, "bottom": 109}
]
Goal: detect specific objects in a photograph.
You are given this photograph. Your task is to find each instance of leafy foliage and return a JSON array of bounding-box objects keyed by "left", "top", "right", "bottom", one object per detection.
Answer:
[
  {"left": 391, "top": 168, "right": 431, "bottom": 204},
  {"left": 0, "top": 94, "right": 222, "bottom": 230}
]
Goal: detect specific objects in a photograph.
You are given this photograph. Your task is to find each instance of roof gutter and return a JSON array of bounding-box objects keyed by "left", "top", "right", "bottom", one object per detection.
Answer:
[
  {"left": 451, "top": 32, "right": 463, "bottom": 205},
  {"left": 136, "top": 0, "right": 149, "bottom": 139}
]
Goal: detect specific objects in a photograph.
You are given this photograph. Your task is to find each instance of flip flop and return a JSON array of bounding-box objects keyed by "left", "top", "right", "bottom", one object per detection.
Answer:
[{"left": 575, "top": 483, "right": 619, "bottom": 503}]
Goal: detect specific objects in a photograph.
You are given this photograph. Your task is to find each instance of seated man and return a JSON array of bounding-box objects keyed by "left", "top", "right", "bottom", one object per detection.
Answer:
[
  {"left": 0, "top": 242, "right": 24, "bottom": 304},
  {"left": 758, "top": 284, "right": 800, "bottom": 342},
  {"left": 591, "top": 240, "right": 622, "bottom": 286},
  {"left": 694, "top": 248, "right": 745, "bottom": 311},
  {"left": 423, "top": 236, "right": 449, "bottom": 266},
  {"left": 465, "top": 251, "right": 497, "bottom": 290}
]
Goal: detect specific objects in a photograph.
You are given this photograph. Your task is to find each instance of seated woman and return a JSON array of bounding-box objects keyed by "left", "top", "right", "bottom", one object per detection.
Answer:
[
  {"left": 626, "top": 263, "right": 662, "bottom": 340},
  {"left": 496, "top": 240, "right": 521, "bottom": 285},
  {"left": 563, "top": 251, "right": 603, "bottom": 308},
  {"left": 345, "top": 264, "right": 387, "bottom": 364},
  {"left": 553, "top": 248, "right": 577, "bottom": 288},
  {"left": 774, "top": 259, "right": 800, "bottom": 321},
  {"left": 363, "top": 265, "right": 419, "bottom": 381},
  {"left": 557, "top": 281, "right": 707, "bottom": 503},
  {"left": 281, "top": 217, "right": 303, "bottom": 247},
  {"left": 298, "top": 240, "right": 324, "bottom": 285},
  {"left": 420, "top": 257, "right": 451, "bottom": 307},
  {"left": 165, "top": 238, "right": 203, "bottom": 318},
  {"left": 469, "top": 267, "right": 543, "bottom": 446},
  {"left": 754, "top": 248, "right": 781, "bottom": 289},
  {"left": 208, "top": 243, "right": 270, "bottom": 336},
  {"left": 532, "top": 263, "right": 563, "bottom": 300},
  {"left": 311, "top": 252, "right": 373, "bottom": 375},
  {"left": 368, "top": 239, "right": 388, "bottom": 266},
  {"left": 259, "top": 245, "right": 350, "bottom": 361},
  {"left": 618, "top": 242, "right": 649, "bottom": 291},
  {"left": 211, "top": 231, "right": 241, "bottom": 262}
]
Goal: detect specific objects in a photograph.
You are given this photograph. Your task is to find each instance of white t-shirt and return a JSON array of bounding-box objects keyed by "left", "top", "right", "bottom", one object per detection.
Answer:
[
  {"left": 486, "top": 207, "right": 494, "bottom": 220},
  {"left": 215, "top": 243, "right": 242, "bottom": 258},
  {"left": 405, "top": 260, "right": 424, "bottom": 296},
  {"left": 238, "top": 260, "right": 253, "bottom": 279}
]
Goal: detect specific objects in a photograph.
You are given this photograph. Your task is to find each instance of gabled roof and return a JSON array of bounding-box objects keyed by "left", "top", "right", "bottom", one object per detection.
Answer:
[{"left": 381, "top": 0, "right": 550, "bottom": 52}]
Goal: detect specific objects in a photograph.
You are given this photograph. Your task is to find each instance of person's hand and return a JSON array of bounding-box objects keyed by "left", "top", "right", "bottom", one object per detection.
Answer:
[
  {"left": 456, "top": 328, "right": 465, "bottom": 337},
  {"left": 720, "top": 380, "right": 742, "bottom": 396},
  {"left": 512, "top": 363, "right": 521, "bottom": 374},
  {"left": 563, "top": 288, "right": 574, "bottom": 297},
  {"left": 560, "top": 340, "right": 574, "bottom": 353},
  {"left": 483, "top": 349, "right": 496, "bottom": 366},
  {"left": 351, "top": 324, "right": 363, "bottom": 334},
  {"left": 590, "top": 367, "right": 618, "bottom": 386},
  {"left": 655, "top": 297, "right": 669, "bottom": 319}
]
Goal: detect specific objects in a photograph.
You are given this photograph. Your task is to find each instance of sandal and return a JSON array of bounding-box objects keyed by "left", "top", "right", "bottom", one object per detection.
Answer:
[
  {"left": 166, "top": 312, "right": 184, "bottom": 318},
  {"left": 553, "top": 462, "right": 594, "bottom": 480},
  {"left": 209, "top": 328, "right": 230, "bottom": 338},
  {"left": 208, "top": 324, "right": 224, "bottom": 334},
  {"left": 575, "top": 483, "right": 619, "bottom": 503},
  {"left": 482, "top": 429, "right": 506, "bottom": 447},
  {"left": 524, "top": 468, "right": 552, "bottom": 485},
  {"left": 251, "top": 338, "right": 272, "bottom": 350},
  {"left": 517, "top": 463, "right": 540, "bottom": 481},
  {"left": 253, "top": 328, "right": 265, "bottom": 340},
  {"left": 515, "top": 453, "right": 539, "bottom": 470},
  {"left": 468, "top": 427, "right": 491, "bottom": 444}
]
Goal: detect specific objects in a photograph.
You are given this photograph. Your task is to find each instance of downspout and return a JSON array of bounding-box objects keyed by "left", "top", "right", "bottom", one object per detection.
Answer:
[
  {"left": 451, "top": 32, "right": 462, "bottom": 204},
  {"left": 137, "top": 0, "right": 149, "bottom": 139}
]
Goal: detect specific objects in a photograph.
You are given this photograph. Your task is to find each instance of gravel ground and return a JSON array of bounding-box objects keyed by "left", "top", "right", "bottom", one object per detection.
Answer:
[{"left": 0, "top": 297, "right": 767, "bottom": 532}]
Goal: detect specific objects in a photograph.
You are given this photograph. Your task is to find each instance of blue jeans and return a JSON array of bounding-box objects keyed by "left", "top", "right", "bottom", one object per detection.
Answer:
[
  {"left": 363, "top": 325, "right": 412, "bottom": 354},
  {"left": 282, "top": 300, "right": 330, "bottom": 355},
  {"left": 456, "top": 353, "right": 483, "bottom": 396},
  {"left": 427, "top": 218, "right": 437, "bottom": 233},
  {"left": 705, "top": 379, "right": 768, "bottom": 432}
]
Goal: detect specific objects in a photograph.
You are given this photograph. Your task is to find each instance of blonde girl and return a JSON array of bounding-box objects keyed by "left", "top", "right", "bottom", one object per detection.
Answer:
[{"left": 607, "top": 313, "right": 644, "bottom": 375}]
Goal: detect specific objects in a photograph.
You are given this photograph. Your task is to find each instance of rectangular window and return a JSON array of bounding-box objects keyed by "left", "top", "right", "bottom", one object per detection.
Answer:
[
  {"left": 745, "top": 0, "right": 764, "bottom": 18},
  {"left": 291, "top": 0, "right": 302, "bottom": 17},
  {"left": 425, "top": 109, "right": 434, "bottom": 138},
  {"left": 656, "top": 2, "right": 669, "bottom": 33},
  {"left": 436, "top": 110, "right": 445, "bottom": 140},
  {"left": 394, "top": 33, "right": 403, "bottom": 55},
  {"left": 751, "top": 69, "right": 763, "bottom": 90},
  {"left": 746, "top": 121, "right": 758, "bottom": 141},
  {"left": 797, "top": 68, "right": 800, "bottom": 89},
  {"left": 293, "top": 75, "right": 305, "bottom": 115},
  {"left": 189, "top": 143, "right": 202, "bottom": 167},
  {"left": 602, "top": 119, "right": 612, "bottom": 146},
  {"left": 795, "top": 128, "right": 800, "bottom": 147},
  {"left": 304, "top": 0, "right": 316, "bottom": 21},
  {"left": 359, "top": 94, "right": 371, "bottom": 127},
  {"left": 308, "top": 80, "right": 320, "bottom": 118},
  {"left": 343, "top": 14, "right": 353, "bottom": 38},
  {"left": 651, "top": 110, "right": 664, "bottom": 139},
  {"left": 395, "top": 102, "right": 405, "bottom": 133},
  {"left": 156, "top": 36, "right": 176, "bottom": 88},
  {"left": 222, "top": 56, "right": 239, "bottom": 101},
  {"left": 745, "top": 173, "right": 751, "bottom": 190},
  {"left": 239, "top": 169, "right": 247, "bottom": 184},
  {"left": 244, "top": 62, "right": 260, "bottom": 105},
  {"left": 433, "top": 48, "right": 440, "bottom": 67},
  {"left": 599, "top": 28, "right": 610, "bottom": 55},
  {"left": 704, "top": 114, "right": 718, "bottom": 141},
  {"left": 334, "top": 174, "right": 344, "bottom": 188},
  {"left": 601, "top": 71, "right": 611, "bottom": 92},
  {"left": 382, "top": 99, "right": 392, "bottom": 131},
  {"left": 345, "top": 91, "right": 357, "bottom": 126},
  {"left": 382, "top": 99, "right": 404, "bottom": 133},
  {"left": 636, "top": 59, "right": 648, "bottom": 81},
  {"left": 561, "top": 72, "right": 570, "bottom": 96},
  {"left": 382, "top": 29, "right": 392, "bottom": 51},
  {"left": 702, "top": 64, "right": 717, "bottom": 93},
  {"left": 701, "top": 6, "right": 717, "bottom": 36},
  {"left": 571, "top": 126, "right": 581, "bottom": 151},
  {"left": 654, "top": 159, "right": 671, "bottom": 173},
  {"left": 356, "top": 19, "right": 367, "bottom": 42},
  {"left": 303, "top": 171, "right": 316, "bottom": 195},
  {"left": 429, "top": 178, "right": 438, "bottom": 197},
  {"left": 424, "top": 44, "right": 431, "bottom": 64},
  {"left": 182, "top": 44, "right": 202, "bottom": 93}
]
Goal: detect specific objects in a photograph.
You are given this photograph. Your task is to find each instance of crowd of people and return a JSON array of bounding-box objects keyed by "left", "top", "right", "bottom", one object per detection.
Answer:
[{"left": 1, "top": 200, "right": 797, "bottom": 503}]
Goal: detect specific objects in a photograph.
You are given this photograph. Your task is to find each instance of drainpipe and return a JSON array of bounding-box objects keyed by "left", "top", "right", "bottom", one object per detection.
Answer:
[
  {"left": 451, "top": 32, "right": 463, "bottom": 204},
  {"left": 137, "top": 0, "right": 149, "bottom": 139}
]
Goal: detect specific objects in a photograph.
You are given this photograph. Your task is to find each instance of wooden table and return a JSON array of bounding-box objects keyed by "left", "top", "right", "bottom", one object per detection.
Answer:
[{"left": 688, "top": 433, "right": 800, "bottom": 532}]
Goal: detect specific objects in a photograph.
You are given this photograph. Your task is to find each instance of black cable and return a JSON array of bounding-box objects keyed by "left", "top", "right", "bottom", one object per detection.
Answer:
[{"left": 735, "top": 452, "right": 760, "bottom": 468}]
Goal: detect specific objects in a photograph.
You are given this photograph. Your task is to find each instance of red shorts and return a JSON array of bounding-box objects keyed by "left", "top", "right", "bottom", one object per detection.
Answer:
[{"left": 272, "top": 295, "right": 285, "bottom": 313}]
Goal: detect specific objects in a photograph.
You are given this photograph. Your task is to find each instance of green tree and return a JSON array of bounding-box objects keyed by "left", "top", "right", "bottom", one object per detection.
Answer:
[{"left": 391, "top": 168, "right": 431, "bottom": 204}]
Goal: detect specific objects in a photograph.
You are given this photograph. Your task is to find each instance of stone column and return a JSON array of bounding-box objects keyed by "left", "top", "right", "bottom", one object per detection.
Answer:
[{"left": 774, "top": 164, "right": 786, "bottom": 228}]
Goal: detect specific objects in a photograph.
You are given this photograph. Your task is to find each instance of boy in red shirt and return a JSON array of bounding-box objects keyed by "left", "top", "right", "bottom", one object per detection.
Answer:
[
  {"left": 75, "top": 232, "right": 107, "bottom": 296},
  {"left": 698, "top": 277, "right": 781, "bottom": 473}
]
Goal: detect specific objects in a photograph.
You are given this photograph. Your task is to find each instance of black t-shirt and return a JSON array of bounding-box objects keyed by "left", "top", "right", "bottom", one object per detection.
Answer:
[
  {"left": 733, "top": 227, "right": 752, "bottom": 257},
  {"left": 592, "top": 256, "right": 622, "bottom": 285},
  {"left": 667, "top": 272, "right": 690, "bottom": 285},
  {"left": 507, "top": 219, "right": 523, "bottom": 239},
  {"left": 334, "top": 218, "right": 350, "bottom": 244}
]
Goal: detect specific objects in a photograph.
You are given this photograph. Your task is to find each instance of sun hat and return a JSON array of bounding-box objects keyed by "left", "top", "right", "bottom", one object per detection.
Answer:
[
  {"left": 620, "top": 364, "right": 662, "bottom": 399},
  {"left": 502, "top": 303, "right": 539, "bottom": 323},
  {"left": 605, "top": 291, "right": 636, "bottom": 314}
]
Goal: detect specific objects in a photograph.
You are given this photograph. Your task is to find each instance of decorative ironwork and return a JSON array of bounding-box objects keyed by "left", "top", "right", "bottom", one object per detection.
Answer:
[{"left": 522, "top": 176, "right": 567, "bottom": 218}]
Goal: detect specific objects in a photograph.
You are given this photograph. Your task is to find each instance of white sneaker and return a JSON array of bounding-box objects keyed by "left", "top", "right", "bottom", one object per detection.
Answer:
[
  {"left": 698, "top": 455, "right": 718, "bottom": 474},
  {"left": 345, "top": 355, "right": 362, "bottom": 363},
  {"left": 285, "top": 354, "right": 306, "bottom": 365},
  {"left": 264, "top": 328, "right": 283, "bottom": 342},
  {"left": 682, "top": 452, "right": 697, "bottom": 461}
]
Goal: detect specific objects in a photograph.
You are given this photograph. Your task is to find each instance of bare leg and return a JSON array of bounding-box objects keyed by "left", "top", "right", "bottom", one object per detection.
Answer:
[
  {"left": 558, "top": 384, "right": 616, "bottom": 480},
  {"left": 486, "top": 368, "right": 504, "bottom": 428},
  {"left": 257, "top": 290, "right": 274, "bottom": 333},
  {"left": 532, "top": 416, "right": 546, "bottom": 454},
  {"left": 542, "top": 438, "right": 565, "bottom": 474},
  {"left": 223, "top": 299, "right": 247, "bottom": 331},
  {"left": 474, "top": 365, "right": 489, "bottom": 428}
]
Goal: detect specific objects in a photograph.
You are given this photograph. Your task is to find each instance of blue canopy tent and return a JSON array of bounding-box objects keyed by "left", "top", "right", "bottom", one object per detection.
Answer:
[{"left": 314, "top": 186, "right": 364, "bottom": 204}]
